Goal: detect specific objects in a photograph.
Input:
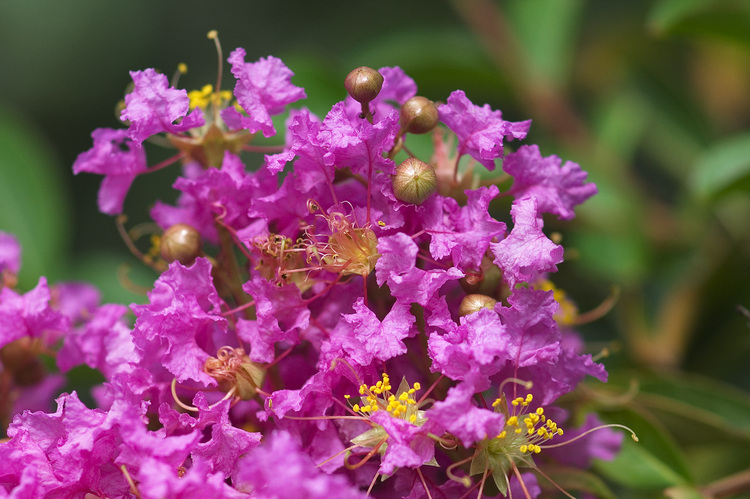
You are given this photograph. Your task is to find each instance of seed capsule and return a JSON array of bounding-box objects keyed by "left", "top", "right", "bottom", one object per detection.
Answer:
[
  {"left": 458, "top": 294, "right": 498, "bottom": 317},
  {"left": 160, "top": 223, "right": 202, "bottom": 265},
  {"left": 344, "top": 66, "right": 384, "bottom": 104},
  {"left": 392, "top": 158, "right": 437, "bottom": 205},
  {"left": 400, "top": 96, "right": 439, "bottom": 134}
]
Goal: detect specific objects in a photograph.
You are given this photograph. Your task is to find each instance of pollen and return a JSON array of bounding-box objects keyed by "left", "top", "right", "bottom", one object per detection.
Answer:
[
  {"left": 485, "top": 392, "right": 564, "bottom": 460},
  {"left": 347, "top": 373, "right": 425, "bottom": 426}
]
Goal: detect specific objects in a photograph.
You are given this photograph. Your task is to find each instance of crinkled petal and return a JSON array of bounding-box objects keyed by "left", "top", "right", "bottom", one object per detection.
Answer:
[
  {"left": 121, "top": 68, "right": 204, "bottom": 143},
  {"left": 438, "top": 90, "right": 530, "bottom": 170},
  {"left": 225, "top": 49, "right": 306, "bottom": 137},
  {"left": 491, "top": 196, "right": 563, "bottom": 288},
  {"left": 504, "top": 145, "right": 597, "bottom": 220}
]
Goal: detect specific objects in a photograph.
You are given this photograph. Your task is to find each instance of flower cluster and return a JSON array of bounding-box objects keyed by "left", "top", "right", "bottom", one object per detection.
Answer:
[{"left": 0, "top": 33, "right": 630, "bottom": 498}]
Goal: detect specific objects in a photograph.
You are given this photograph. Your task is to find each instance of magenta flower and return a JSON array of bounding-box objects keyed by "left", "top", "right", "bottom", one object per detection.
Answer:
[
  {"left": 426, "top": 374, "right": 505, "bottom": 447},
  {"left": 504, "top": 144, "right": 598, "bottom": 220},
  {"left": 131, "top": 258, "right": 227, "bottom": 385},
  {"left": 338, "top": 298, "right": 415, "bottom": 365},
  {"left": 491, "top": 195, "right": 564, "bottom": 288},
  {"left": 72, "top": 128, "right": 147, "bottom": 214},
  {"left": 0, "top": 277, "right": 69, "bottom": 349},
  {"left": 222, "top": 48, "right": 306, "bottom": 137},
  {"left": 0, "top": 231, "right": 21, "bottom": 276},
  {"left": 426, "top": 185, "right": 506, "bottom": 271},
  {"left": 234, "top": 431, "right": 367, "bottom": 498},
  {"left": 121, "top": 68, "right": 204, "bottom": 144},
  {"left": 438, "top": 89, "right": 531, "bottom": 170}
]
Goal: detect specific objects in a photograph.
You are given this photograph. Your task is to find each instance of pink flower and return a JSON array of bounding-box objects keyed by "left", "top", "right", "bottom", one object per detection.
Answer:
[
  {"left": 438, "top": 90, "right": 531, "bottom": 170},
  {"left": 72, "top": 128, "right": 147, "bottom": 214},
  {"left": 121, "top": 68, "right": 204, "bottom": 144},
  {"left": 504, "top": 144, "right": 597, "bottom": 220},
  {"left": 491, "top": 196, "right": 564, "bottom": 288},
  {"left": 222, "top": 49, "right": 306, "bottom": 137}
]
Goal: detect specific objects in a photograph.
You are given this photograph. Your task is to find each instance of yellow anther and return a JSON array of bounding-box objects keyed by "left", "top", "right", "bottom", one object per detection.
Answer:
[
  {"left": 352, "top": 404, "right": 360, "bottom": 412},
  {"left": 520, "top": 445, "right": 528, "bottom": 453},
  {"left": 409, "top": 414, "right": 417, "bottom": 423},
  {"left": 536, "top": 407, "right": 544, "bottom": 416},
  {"left": 526, "top": 394, "right": 533, "bottom": 402},
  {"left": 497, "top": 431, "right": 506, "bottom": 439},
  {"left": 413, "top": 382, "right": 420, "bottom": 390},
  {"left": 507, "top": 416, "right": 518, "bottom": 426},
  {"left": 378, "top": 220, "right": 386, "bottom": 227},
  {"left": 344, "top": 394, "right": 351, "bottom": 399},
  {"left": 492, "top": 399, "right": 501, "bottom": 408},
  {"left": 557, "top": 429, "right": 564, "bottom": 436},
  {"left": 178, "top": 63, "right": 188, "bottom": 74}
]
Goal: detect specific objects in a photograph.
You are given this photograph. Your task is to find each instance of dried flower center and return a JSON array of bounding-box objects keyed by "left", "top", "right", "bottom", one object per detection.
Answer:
[
  {"left": 251, "top": 234, "right": 311, "bottom": 290},
  {"left": 304, "top": 200, "right": 380, "bottom": 277},
  {"left": 203, "top": 346, "right": 265, "bottom": 400}
]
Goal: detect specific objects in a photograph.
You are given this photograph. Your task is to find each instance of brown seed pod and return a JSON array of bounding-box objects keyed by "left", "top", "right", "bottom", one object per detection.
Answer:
[
  {"left": 400, "top": 96, "right": 439, "bottom": 134},
  {"left": 160, "top": 223, "right": 202, "bottom": 265},
  {"left": 344, "top": 66, "right": 384, "bottom": 104},
  {"left": 458, "top": 294, "right": 498, "bottom": 317},
  {"left": 392, "top": 158, "right": 437, "bottom": 205}
]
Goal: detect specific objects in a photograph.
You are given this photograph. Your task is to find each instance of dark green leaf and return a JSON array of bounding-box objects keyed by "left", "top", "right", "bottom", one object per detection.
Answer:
[
  {"left": 596, "top": 408, "right": 692, "bottom": 489},
  {"left": 544, "top": 466, "right": 619, "bottom": 499},
  {"left": 691, "top": 132, "right": 750, "bottom": 200},
  {"left": 0, "top": 105, "right": 70, "bottom": 288},
  {"left": 507, "top": 0, "right": 585, "bottom": 84}
]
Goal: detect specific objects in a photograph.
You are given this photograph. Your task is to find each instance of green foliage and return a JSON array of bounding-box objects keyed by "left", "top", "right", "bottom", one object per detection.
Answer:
[{"left": 0, "top": 105, "right": 70, "bottom": 289}]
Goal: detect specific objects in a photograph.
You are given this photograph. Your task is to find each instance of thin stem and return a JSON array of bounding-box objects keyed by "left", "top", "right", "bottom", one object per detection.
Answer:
[
  {"left": 121, "top": 465, "right": 142, "bottom": 499},
  {"left": 344, "top": 438, "right": 386, "bottom": 470},
  {"left": 541, "top": 423, "right": 638, "bottom": 449},
  {"left": 144, "top": 152, "right": 186, "bottom": 174},
  {"left": 417, "top": 468, "right": 433, "bottom": 499}
]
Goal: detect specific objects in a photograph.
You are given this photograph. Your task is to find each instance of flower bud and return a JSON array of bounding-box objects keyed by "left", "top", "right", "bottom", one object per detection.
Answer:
[
  {"left": 400, "top": 96, "right": 439, "bottom": 134},
  {"left": 345, "top": 66, "right": 384, "bottom": 104},
  {"left": 458, "top": 294, "right": 497, "bottom": 317},
  {"left": 160, "top": 223, "right": 202, "bottom": 265},
  {"left": 392, "top": 158, "right": 437, "bottom": 205}
]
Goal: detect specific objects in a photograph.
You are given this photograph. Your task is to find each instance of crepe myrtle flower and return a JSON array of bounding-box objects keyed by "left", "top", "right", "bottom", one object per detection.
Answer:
[
  {"left": 73, "top": 30, "right": 305, "bottom": 218},
  {"left": 0, "top": 31, "right": 636, "bottom": 498},
  {"left": 455, "top": 390, "right": 637, "bottom": 498}
]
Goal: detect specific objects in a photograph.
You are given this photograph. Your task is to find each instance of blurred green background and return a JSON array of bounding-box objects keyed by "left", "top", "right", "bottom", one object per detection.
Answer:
[{"left": 2, "top": 0, "right": 750, "bottom": 497}]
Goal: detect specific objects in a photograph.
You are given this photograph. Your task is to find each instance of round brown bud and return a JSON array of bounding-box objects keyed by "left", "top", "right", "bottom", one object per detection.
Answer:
[
  {"left": 344, "top": 66, "right": 384, "bottom": 104},
  {"left": 400, "top": 96, "right": 439, "bottom": 134},
  {"left": 393, "top": 158, "right": 437, "bottom": 205},
  {"left": 458, "top": 294, "right": 498, "bottom": 317},
  {"left": 160, "top": 223, "right": 202, "bottom": 265}
]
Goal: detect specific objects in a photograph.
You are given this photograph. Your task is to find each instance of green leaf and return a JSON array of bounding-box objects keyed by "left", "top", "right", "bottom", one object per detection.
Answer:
[
  {"left": 0, "top": 104, "right": 70, "bottom": 288},
  {"left": 596, "top": 408, "right": 692, "bottom": 489},
  {"left": 507, "top": 0, "right": 584, "bottom": 84},
  {"left": 544, "top": 466, "right": 619, "bottom": 499},
  {"left": 691, "top": 132, "right": 750, "bottom": 200},
  {"left": 666, "top": 8, "right": 750, "bottom": 47},
  {"left": 631, "top": 371, "right": 750, "bottom": 441},
  {"left": 648, "top": 0, "right": 715, "bottom": 35}
]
